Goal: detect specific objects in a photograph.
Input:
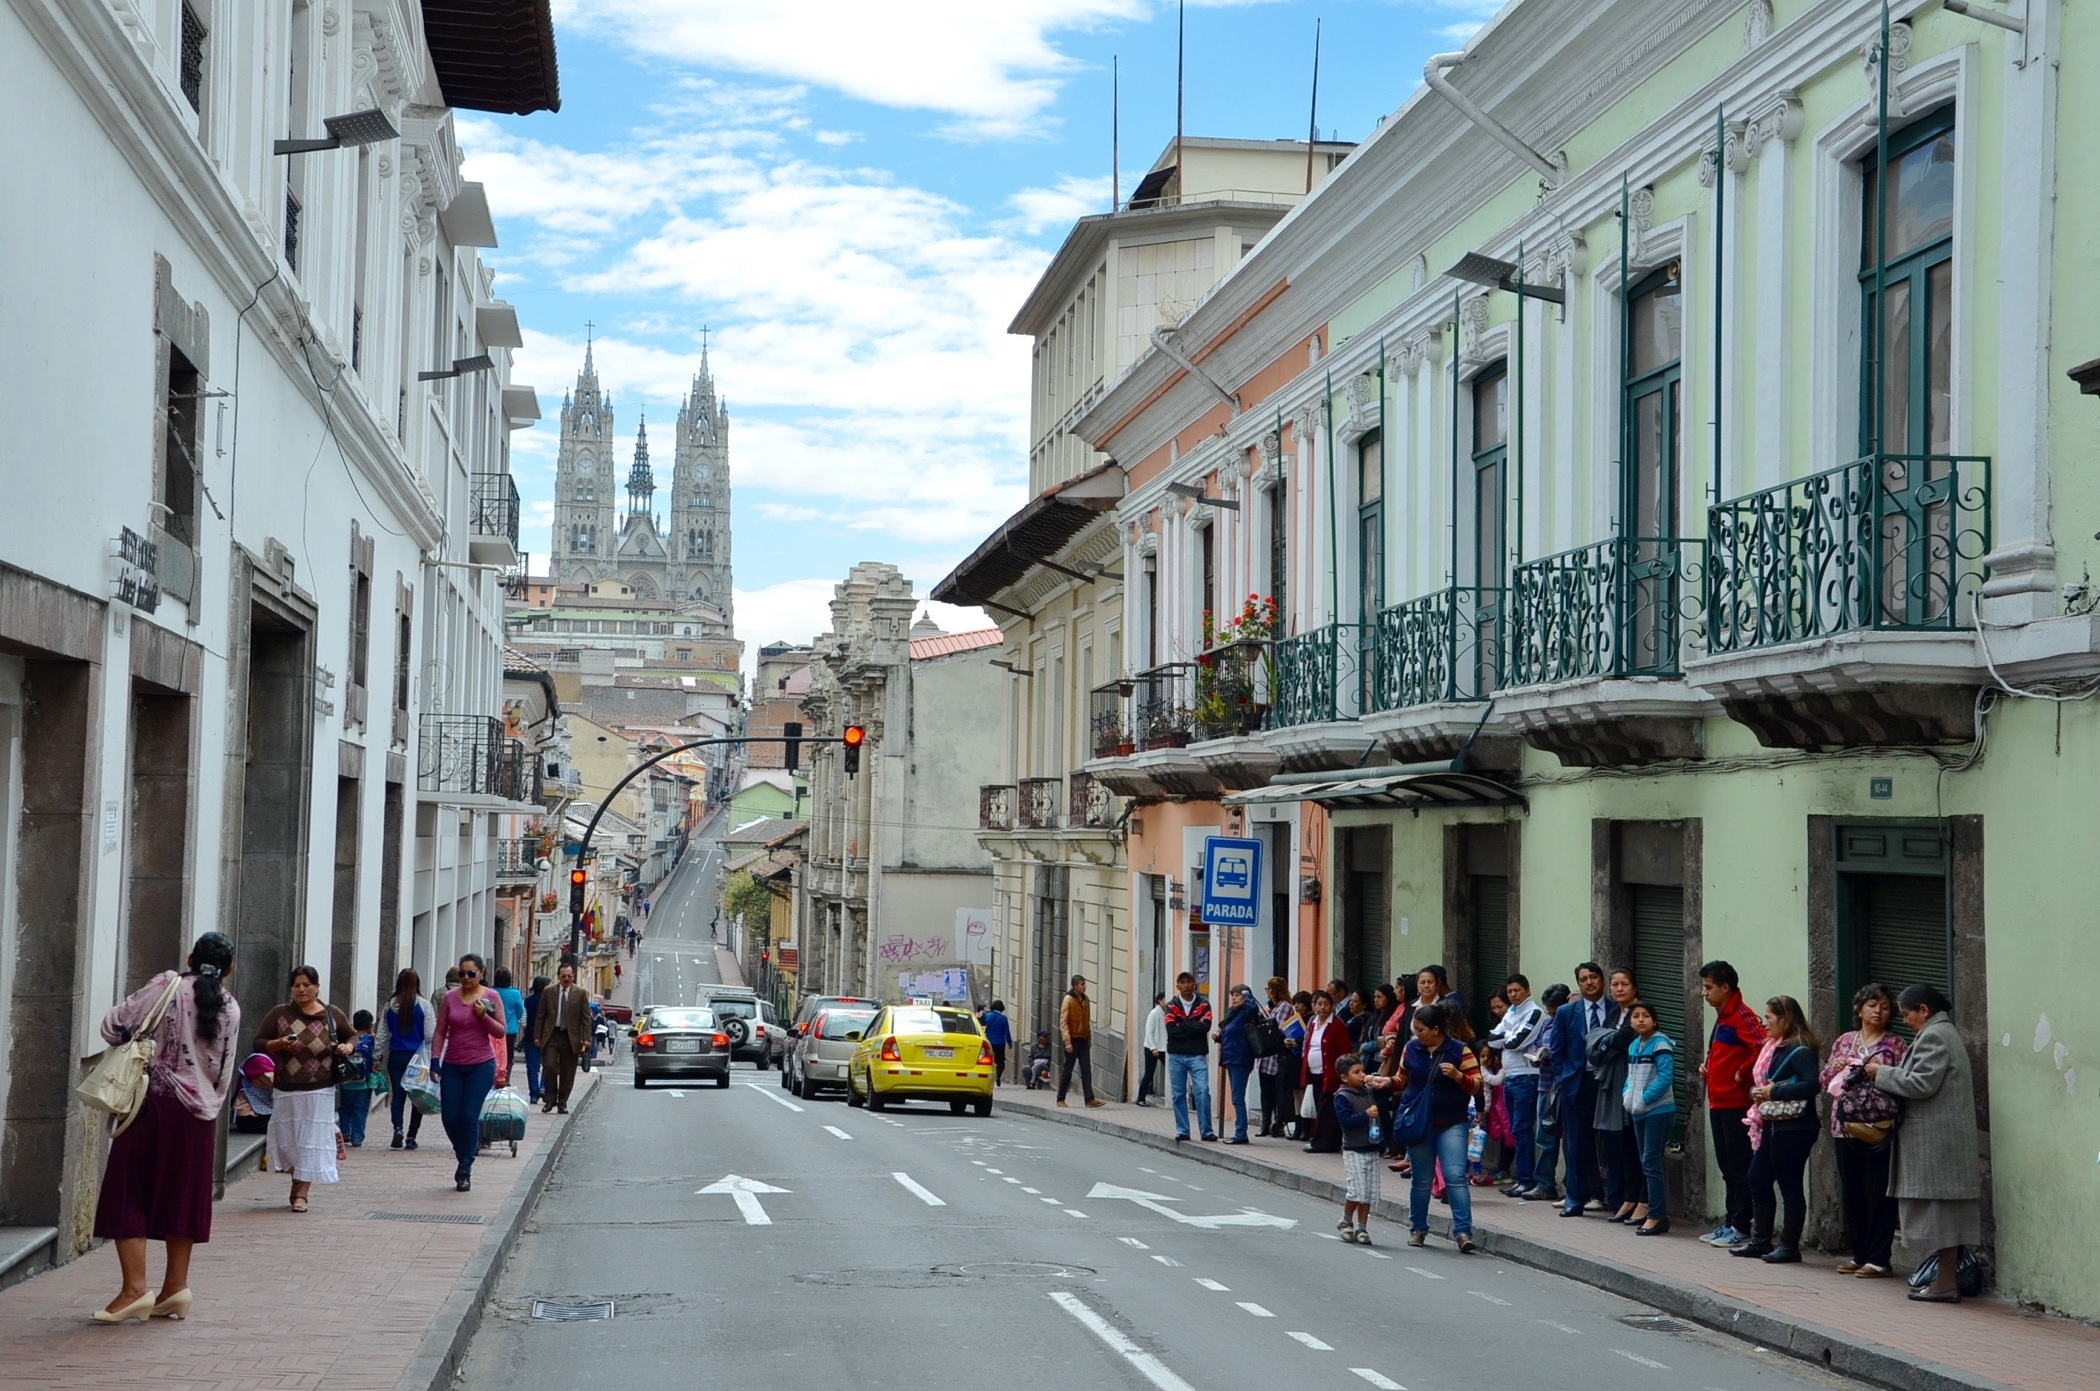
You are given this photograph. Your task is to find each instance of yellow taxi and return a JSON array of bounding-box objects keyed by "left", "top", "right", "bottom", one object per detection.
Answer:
[{"left": 845, "top": 1003, "right": 995, "bottom": 1115}]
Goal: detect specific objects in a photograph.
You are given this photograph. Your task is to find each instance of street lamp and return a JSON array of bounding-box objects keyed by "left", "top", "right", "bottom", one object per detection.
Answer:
[{"left": 274, "top": 108, "right": 399, "bottom": 156}]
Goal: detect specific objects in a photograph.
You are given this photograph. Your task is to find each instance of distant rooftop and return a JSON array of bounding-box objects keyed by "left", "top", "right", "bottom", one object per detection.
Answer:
[{"left": 909, "top": 627, "right": 1002, "bottom": 662}]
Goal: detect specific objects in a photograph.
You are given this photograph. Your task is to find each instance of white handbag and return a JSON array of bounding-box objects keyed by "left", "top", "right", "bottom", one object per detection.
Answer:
[{"left": 78, "top": 974, "right": 183, "bottom": 1134}]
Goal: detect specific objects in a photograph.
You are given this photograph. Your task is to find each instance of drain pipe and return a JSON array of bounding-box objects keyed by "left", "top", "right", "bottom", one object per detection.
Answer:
[
  {"left": 1423, "top": 52, "right": 1564, "bottom": 188},
  {"left": 1151, "top": 326, "right": 1241, "bottom": 416}
]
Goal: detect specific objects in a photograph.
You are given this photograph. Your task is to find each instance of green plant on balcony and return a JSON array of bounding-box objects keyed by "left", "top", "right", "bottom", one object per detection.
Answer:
[{"left": 1194, "top": 594, "right": 1279, "bottom": 739}]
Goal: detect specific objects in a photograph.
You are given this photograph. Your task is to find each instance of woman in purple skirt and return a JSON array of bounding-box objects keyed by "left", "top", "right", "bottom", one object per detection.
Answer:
[{"left": 91, "top": 931, "right": 240, "bottom": 1324}]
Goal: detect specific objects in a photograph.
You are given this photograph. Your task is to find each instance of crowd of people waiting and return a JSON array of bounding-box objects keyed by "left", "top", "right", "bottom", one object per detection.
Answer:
[{"left": 1127, "top": 958, "right": 1980, "bottom": 1303}]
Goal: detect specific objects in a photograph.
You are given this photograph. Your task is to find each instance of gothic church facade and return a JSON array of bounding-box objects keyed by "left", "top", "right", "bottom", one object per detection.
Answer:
[{"left": 550, "top": 341, "right": 733, "bottom": 627}]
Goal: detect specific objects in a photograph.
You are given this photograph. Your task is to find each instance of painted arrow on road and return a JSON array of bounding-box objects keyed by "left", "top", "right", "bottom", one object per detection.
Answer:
[
  {"left": 696, "top": 1174, "right": 791, "bottom": 1225},
  {"left": 1085, "top": 1183, "right": 1297, "bottom": 1229}
]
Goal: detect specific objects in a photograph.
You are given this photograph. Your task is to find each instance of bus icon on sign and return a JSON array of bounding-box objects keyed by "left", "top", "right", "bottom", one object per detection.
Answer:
[{"left": 1213, "top": 852, "right": 1253, "bottom": 893}]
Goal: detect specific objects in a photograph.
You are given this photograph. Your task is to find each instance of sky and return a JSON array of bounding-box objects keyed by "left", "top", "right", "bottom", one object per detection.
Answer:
[{"left": 464, "top": 0, "right": 1501, "bottom": 657}]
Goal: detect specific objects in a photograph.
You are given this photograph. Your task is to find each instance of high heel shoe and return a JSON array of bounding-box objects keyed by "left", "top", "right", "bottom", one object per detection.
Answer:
[
  {"left": 91, "top": 1293, "right": 155, "bottom": 1324},
  {"left": 151, "top": 1289, "right": 193, "bottom": 1319},
  {"left": 1635, "top": 1219, "right": 1670, "bottom": 1236}
]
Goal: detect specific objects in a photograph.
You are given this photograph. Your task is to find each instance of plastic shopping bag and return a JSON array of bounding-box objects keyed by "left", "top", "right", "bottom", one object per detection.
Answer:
[
  {"left": 479, "top": 1086, "right": 528, "bottom": 1145},
  {"left": 402, "top": 1053, "right": 441, "bottom": 1115}
]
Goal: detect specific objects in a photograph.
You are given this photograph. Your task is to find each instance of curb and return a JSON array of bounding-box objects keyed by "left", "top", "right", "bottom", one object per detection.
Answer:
[
  {"left": 1001, "top": 1101, "right": 2019, "bottom": 1391},
  {"left": 394, "top": 1073, "right": 602, "bottom": 1391}
]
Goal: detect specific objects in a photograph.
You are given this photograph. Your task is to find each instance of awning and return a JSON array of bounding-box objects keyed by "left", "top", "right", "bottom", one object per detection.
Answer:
[
  {"left": 930, "top": 462, "right": 1124, "bottom": 612},
  {"left": 1223, "top": 769, "right": 1523, "bottom": 810},
  {"left": 421, "top": 0, "right": 560, "bottom": 116}
]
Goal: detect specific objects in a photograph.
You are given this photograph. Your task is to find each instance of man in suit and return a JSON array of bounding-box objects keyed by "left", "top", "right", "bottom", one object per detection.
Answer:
[
  {"left": 534, "top": 962, "right": 592, "bottom": 1114},
  {"left": 1553, "top": 962, "right": 1609, "bottom": 1217}
]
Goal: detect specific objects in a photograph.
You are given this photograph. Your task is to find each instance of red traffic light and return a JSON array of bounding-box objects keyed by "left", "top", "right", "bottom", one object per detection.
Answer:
[
  {"left": 842, "top": 725, "right": 866, "bottom": 747},
  {"left": 570, "top": 869, "right": 587, "bottom": 886}
]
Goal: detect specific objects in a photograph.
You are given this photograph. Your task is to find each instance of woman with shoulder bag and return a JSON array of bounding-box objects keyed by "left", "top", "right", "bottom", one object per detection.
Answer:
[
  {"left": 1822, "top": 983, "right": 1906, "bottom": 1277},
  {"left": 251, "top": 964, "right": 357, "bottom": 1213},
  {"left": 1730, "top": 996, "right": 1821, "bottom": 1263},
  {"left": 1865, "top": 984, "right": 1981, "bottom": 1304},
  {"left": 89, "top": 932, "right": 241, "bottom": 1323},
  {"left": 377, "top": 969, "right": 432, "bottom": 1150},
  {"left": 429, "top": 952, "right": 509, "bottom": 1192}
]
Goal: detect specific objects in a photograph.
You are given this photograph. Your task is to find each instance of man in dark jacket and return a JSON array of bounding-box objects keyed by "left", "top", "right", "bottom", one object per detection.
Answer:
[
  {"left": 1698, "top": 960, "right": 1766, "bottom": 1246},
  {"left": 1056, "top": 976, "right": 1103, "bottom": 1108},
  {"left": 1215, "top": 984, "right": 1259, "bottom": 1144},
  {"left": 1163, "top": 971, "right": 1216, "bottom": 1142},
  {"left": 1552, "top": 962, "right": 1609, "bottom": 1216}
]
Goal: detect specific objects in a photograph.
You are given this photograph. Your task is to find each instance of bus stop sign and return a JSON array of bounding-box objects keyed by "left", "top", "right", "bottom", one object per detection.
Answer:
[{"left": 1200, "top": 836, "right": 1263, "bottom": 927}]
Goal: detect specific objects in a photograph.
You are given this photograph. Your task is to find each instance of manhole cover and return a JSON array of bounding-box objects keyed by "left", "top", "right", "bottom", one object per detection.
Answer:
[
  {"left": 532, "top": 1299, "right": 615, "bottom": 1322},
  {"left": 794, "top": 1268, "right": 974, "bottom": 1289},
  {"left": 1618, "top": 1315, "right": 1693, "bottom": 1334},
  {"left": 951, "top": 1261, "right": 1097, "bottom": 1278},
  {"left": 368, "top": 1212, "right": 487, "bottom": 1225}
]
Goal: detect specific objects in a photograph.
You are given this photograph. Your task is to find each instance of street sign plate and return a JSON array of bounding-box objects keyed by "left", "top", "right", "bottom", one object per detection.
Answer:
[{"left": 1200, "top": 836, "right": 1263, "bottom": 927}]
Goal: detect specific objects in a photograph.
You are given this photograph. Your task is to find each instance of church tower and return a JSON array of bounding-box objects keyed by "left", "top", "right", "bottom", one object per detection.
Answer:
[
  {"left": 551, "top": 335, "right": 617, "bottom": 585},
  {"left": 670, "top": 343, "right": 734, "bottom": 626}
]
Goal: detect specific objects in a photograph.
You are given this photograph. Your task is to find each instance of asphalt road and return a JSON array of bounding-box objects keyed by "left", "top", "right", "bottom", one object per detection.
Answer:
[
  {"left": 458, "top": 1065, "right": 1871, "bottom": 1391},
  {"left": 632, "top": 835, "right": 727, "bottom": 1014}
]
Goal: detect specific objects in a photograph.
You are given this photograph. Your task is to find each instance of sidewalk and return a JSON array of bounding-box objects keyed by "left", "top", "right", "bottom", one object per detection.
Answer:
[
  {"left": 993, "top": 1085, "right": 2092, "bottom": 1391},
  {"left": 0, "top": 1069, "right": 597, "bottom": 1391}
]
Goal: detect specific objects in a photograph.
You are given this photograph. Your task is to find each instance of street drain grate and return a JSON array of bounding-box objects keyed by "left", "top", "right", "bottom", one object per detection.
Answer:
[
  {"left": 531, "top": 1299, "right": 615, "bottom": 1322},
  {"left": 367, "top": 1212, "right": 487, "bottom": 1225},
  {"left": 1618, "top": 1315, "right": 1694, "bottom": 1334}
]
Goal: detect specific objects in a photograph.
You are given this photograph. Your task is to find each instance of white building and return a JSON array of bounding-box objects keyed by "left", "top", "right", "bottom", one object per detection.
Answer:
[{"left": 0, "top": 0, "right": 558, "bottom": 1277}]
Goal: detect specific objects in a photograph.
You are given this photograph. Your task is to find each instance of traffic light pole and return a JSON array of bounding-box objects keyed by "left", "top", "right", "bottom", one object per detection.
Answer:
[{"left": 564, "top": 733, "right": 848, "bottom": 962}]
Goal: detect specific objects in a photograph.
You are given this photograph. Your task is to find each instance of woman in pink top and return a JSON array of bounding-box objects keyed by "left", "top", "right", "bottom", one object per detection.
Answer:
[{"left": 430, "top": 952, "right": 508, "bottom": 1191}]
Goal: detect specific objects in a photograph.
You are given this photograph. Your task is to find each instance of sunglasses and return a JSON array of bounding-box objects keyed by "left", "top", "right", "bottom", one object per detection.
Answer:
[{"left": 460, "top": 969, "right": 480, "bottom": 979}]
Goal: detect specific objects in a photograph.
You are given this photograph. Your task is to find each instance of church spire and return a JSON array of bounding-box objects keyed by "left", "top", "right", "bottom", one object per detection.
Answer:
[{"left": 626, "top": 413, "right": 655, "bottom": 521}]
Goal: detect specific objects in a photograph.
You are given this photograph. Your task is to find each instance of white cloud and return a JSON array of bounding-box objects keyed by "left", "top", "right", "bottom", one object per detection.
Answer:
[
  {"left": 1007, "top": 174, "right": 1115, "bottom": 235},
  {"left": 1435, "top": 21, "right": 1485, "bottom": 41},
  {"left": 551, "top": 0, "right": 1143, "bottom": 138}
]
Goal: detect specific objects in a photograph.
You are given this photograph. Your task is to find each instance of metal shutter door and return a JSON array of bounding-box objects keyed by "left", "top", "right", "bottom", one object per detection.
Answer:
[
  {"left": 1346, "top": 870, "right": 1388, "bottom": 996},
  {"left": 1854, "top": 873, "right": 1950, "bottom": 1011},
  {"left": 1629, "top": 883, "right": 1688, "bottom": 1129},
  {"left": 1469, "top": 874, "right": 1510, "bottom": 1038}
]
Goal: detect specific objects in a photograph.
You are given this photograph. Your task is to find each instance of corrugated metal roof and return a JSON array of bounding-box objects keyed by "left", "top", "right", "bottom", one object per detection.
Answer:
[
  {"left": 909, "top": 628, "right": 1003, "bottom": 661},
  {"left": 421, "top": 0, "right": 560, "bottom": 115}
]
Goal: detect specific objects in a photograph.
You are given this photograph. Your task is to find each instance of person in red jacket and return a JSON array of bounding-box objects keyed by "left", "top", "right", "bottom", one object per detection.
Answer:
[
  {"left": 1699, "top": 960, "right": 1767, "bottom": 1246},
  {"left": 1299, "top": 990, "right": 1355, "bottom": 1154}
]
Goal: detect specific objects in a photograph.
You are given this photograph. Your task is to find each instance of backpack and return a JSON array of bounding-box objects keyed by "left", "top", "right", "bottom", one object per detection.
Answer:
[{"left": 1391, "top": 1042, "right": 1444, "bottom": 1149}]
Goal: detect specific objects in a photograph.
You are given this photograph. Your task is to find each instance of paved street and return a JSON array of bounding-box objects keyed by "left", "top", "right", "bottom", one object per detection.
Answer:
[
  {"left": 459, "top": 1078, "right": 1857, "bottom": 1391},
  {"left": 632, "top": 833, "right": 729, "bottom": 1013}
]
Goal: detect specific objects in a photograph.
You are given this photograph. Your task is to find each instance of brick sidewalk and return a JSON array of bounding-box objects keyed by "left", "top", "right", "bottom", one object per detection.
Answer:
[
  {"left": 0, "top": 1071, "right": 595, "bottom": 1391},
  {"left": 993, "top": 1084, "right": 2092, "bottom": 1391}
]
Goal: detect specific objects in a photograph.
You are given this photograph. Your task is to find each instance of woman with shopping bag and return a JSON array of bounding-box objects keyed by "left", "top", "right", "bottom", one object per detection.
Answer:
[
  {"left": 429, "top": 953, "right": 508, "bottom": 1192},
  {"left": 378, "top": 969, "right": 434, "bottom": 1150}
]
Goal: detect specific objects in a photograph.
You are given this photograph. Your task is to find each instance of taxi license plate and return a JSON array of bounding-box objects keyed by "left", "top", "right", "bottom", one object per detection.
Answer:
[
  {"left": 923, "top": 1047, "right": 954, "bottom": 1059},
  {"left": 665, "top": 1038, "right": 700, "bottom": 1054}
]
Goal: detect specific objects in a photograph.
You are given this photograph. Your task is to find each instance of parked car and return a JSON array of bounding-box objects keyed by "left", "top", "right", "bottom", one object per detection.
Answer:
[
  {"left": 630, "top": 1007, "right": 730, "bottom": 1089},
  {"left": 788, "top": 1003, "right": 880, "bottom": 1098},
  {"left": 782, "top": 994, "right": 879, "bottom": 1090},
  {"left": 846, "top": 1003, "right": 994, "bottom": 1115},
  {"left": 695, "top": 988, "right": 781, "bottom": 1067}
]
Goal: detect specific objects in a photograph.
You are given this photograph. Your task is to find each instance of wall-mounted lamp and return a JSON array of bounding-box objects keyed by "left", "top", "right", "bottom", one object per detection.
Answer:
[
  {"left": 275, "top": 108, "right": 399, "bottom": 156},
  {"left": 418, "top": 354, "right": 495, "bottom": 382},
  {"left": 1166, "top": 481, "right": 1240, "bottom": 511},
  {"left": 1446, "top": 251, "right": 1566, "bottom": 306}
]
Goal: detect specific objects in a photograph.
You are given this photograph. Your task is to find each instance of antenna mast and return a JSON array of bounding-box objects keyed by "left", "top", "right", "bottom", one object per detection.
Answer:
[
  {"left": 1305, "top": 18, "right": 1322, "bottom": 194},
  {"left": 1112, "top": 55, "right": 1120, "bottom": 211},
  {"left": 1175, "top": 0, "right": 1185, "bottom": 205}
]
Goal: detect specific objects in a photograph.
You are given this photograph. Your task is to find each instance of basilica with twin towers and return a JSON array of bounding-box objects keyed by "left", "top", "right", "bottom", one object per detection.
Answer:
[{"left": 549, "top": 335, "right": 734, "bottom": 630}]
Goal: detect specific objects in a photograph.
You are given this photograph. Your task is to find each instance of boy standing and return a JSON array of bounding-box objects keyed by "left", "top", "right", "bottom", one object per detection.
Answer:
[
  {"left": 336, "top": 1010, "right": 378, "bottom": 1147},
  {"left": 1333, "top": 1056, "right": 1384, "bottom": 1245}
]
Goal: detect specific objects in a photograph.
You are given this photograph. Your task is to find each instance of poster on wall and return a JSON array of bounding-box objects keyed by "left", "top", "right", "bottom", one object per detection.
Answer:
[
  {"left": 897, "top": 968, "right": 970, "bottom": 1002},
  {"left": 955, "top": 906, "right": 993, "bottom": 966}
]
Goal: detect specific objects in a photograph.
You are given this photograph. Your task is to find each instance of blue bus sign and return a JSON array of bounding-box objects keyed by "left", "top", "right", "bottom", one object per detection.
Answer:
[{"left": 1200, "top": 836, "right": 1263, "bottom": 927}]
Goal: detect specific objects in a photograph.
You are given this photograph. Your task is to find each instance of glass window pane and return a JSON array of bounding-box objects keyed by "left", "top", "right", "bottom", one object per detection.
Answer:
[
  {"left": 1927, "top": 260, "right": 1952, "bottom": 455},
  {"left": 1473, "top": 459, "right": 1503, "bottom": 585},
  {"left": 1630, "top": 280, "right": 1682, "bottom": 377},
  {"left": 1358, "top": 436, "right": 1381, "bottom": 504},
  {"left": 1861, "top": 126, "right": 1956, "bottom": 268},
  {"left": 1472, "top": 367, "right": 1508, "bottom": 451},
  {"left": 1359, "top": 510, "right": 1383, "bottom": 619},
  {"left": 1879, "top": 279, "right": 1914, "bottom": 454},
  {"left": 1634, "top": 389, "right": 1666, "bottom": 536}
]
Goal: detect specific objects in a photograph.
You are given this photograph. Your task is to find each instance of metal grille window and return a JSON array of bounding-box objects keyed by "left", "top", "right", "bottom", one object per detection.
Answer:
[
  {"left": 283, "top": 189, "right": 301, "bottom": 273},
  {"left": 1628, "top": 883, "right": 1688, "bottom": 1137},
  {"left": 179, "top": 5, "right": 207, "bottom": 111}
]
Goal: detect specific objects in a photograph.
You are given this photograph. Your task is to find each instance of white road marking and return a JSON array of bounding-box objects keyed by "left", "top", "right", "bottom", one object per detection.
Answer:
[
  {"left": 824, "top": 1126, "right": 853, "bottom": 1140},
  {"left": 1150, "top": 1254, "right": 1184, "bottom": 1267},
  {"left": 1041, "top": 1197, "right": 1062, "bottom": 1204},
  {"left": 1537, "top": 1320, "right": 1583, "bottom": 1335},
  {"left": 1236, "top": 1302, "right": 1274, "bottom": 1318},
  {"left": 666, "top": 1090, "right": 685, "bottom": 1098},
  {"left": 1064, "top": 1209, "right": 1089, "bottom": 1218},
  {"left": 1467, "top": 1291, "right": 1511, "bottom": 1306},
  {"left": 1003, "top": 1177, "right": 1023, "bottom": 1184},
  {"left": 1287, "top": 1332, "right": 1333, "bottom": 1350},
  {"left": 1405, "top": 1266, "right": 1445, "bottom": 1280},
  {"left": 1086, "top": 1183, "right": 1297, "bottom": 1229},
  {"left": 694, "top": 1174, "right": 790, "bottom": 1225},
  {"left": 972, "top": 1160, "right": 987, "bottom": 1166},
  {"left": 743, "top": 1083, "right": 804, "bottom": 1112},
  {"left": 1316, "top": 1232, "right": 1342, "bottom": 1241},
  {"left": 1194, "top": 1278, "right": 1230, "bottom": 1291},
  {"left": 1023, "top": 1187, "right": 1042, "bottom": 1194},
  {"left": 1612, "top": 1350, "right": 1670, "bottom": 1370},
  {"left": 1119, "top": 1238, "right": 1149, "bottom": 1249},
  {"left": 1048, "top": 1291, "right": 1199, "bottom": 1391},
  {"left": 892, "top": 1172, "right": 946, "bottom": 1207},
  {"left": 1364, "top": 1250, "right": 1391, "bottom": 1260},
  {"left": 1350, "top": 1371, "right": 1404, "bottom": 1390},
  {"left": 986, "top": 1168, "right": 1003, "bottom": 1174}
]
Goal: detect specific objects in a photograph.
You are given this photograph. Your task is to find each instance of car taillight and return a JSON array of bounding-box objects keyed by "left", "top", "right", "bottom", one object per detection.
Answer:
[
  {"left": 712, "top": 1032, "right": 730, "bottom": 1048},
  {"left": 636, "top": 1032, "right": 655, "bottom": 1049},
  {"left": 879, "top": 1036, "right": 901, "bottom": 1062},
  {"left": 977, "top": 1040, "right": 994, "bottom": 1066}
]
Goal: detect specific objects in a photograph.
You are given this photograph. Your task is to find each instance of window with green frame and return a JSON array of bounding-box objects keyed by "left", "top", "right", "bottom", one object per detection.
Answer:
[
  {"left": 1859, "top": 105, "right": 1954, "bottom": 460},
  {"left": 1622, "top": 263, "right": 1683, "bottom": 543},
  {"left": 1357, "top": 432, "right": 1383, "bottom": 625},
  {"left": 1470, "top": 363, "right": 1508, "bottom": 587}
]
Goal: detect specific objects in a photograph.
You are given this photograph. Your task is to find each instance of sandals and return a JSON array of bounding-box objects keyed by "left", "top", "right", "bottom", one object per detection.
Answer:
[{"left": 289, "top": 1196, "right": 310, "bottom": 1213}]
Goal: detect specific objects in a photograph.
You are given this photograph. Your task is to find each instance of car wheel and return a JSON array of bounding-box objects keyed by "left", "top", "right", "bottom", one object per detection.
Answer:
[
  {"left": 635, "top": 1074, "right": 647, "bottom": 1089},
  {"left": 714, "top": 1072, "right": 730, "bottom": 1089},
  {"left": 949, "top": 1099, "right": 967, "bottom": 1114},
  {"left": 846, "top": 1078, "right": 865, "bottom": 1108},
  {"left": 974, "top": 1098, "right": 992, "bottom": 1118},
  {"left": 867, "top": 1087, "right": 886, "bottom": 1111}
]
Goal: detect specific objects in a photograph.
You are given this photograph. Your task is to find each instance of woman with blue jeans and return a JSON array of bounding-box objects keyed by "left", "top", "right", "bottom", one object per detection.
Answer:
[
  {"left": 1215, "top": 985, "right": 1259, "bottom": 1144},
  {"left": 377, "top": 969, "right": 431, "bottom": 1150},
  {"left": 429, "top": 953, "right": 508, "bottom": 1192},
  {"left": 1624, "top": 1001, "right": 1676, "bottom": 1234},
  {"left": 1384, "top": 1003, "right": 1482, "bottom": 1251}
]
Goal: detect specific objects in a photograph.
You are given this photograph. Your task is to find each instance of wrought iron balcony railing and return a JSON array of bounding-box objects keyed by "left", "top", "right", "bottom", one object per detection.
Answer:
[
  {"left": 494, "top": 836, "right": 540, "bottom": 880},
  {"left": 979, "top": 784, "right": 1014, "bottom": 831},
  {"left": 1705, "top": 453, "right": 1991, "bottom": 655},
  {"left": 1373, "top": 586, "right": 1506, "bottom": 708},
  {"left": 1192, "top": 638, "right": 1270, "bottom": 741},
  {"left": 471, "top": 471, "right": 521, "bottom": 550},
  {"left": 1068, "top": 771, "right": 1114, "bottom": 828},
  {"left": 1507, "top": 537, "right": 1703, "bottom": 686},
  {"left": 1133, "top": 664, "right": 1196, "bottom": 749},
  {"left": 1090, "top": 680, "right": 1133, "bottom": 757},
  {"left": 1018, "top": 777, "right": 1062, "bottom": 830},
  {"left": 1269, "top": 623, "right": 1374, "bottom": 727},
  {"left": 419, "top": 714, "right": 507, "bottom": 797}
]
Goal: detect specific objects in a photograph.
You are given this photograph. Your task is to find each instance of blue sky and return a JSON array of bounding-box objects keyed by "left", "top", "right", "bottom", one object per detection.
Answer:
[{"left": 463, "top": 0, "right": 1498, "bottom": 653}]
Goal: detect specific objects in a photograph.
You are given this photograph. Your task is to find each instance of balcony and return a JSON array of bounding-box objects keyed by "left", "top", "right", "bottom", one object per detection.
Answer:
[
  {"left": 1085, "top": 664, "right": 1225, "bottom": 800},
  {"left": 419, "top": 715, "right": 539, "bottom": 803},
  {"left": 1017, "top": 777, "right": 1063, "bottom": 830},
  {"left": 979, "top": 784, "right": 1014, "bottom": 832},
  {"left": 470, "top": 472, "right": 521, "bottom": 566},
  {"left": 1068, "top": 771, "right": 1115, "bottom": 830},
  {"left": 494, "top": 836, "right": 541, "bottom": 883},
  {"left": 1501, "top": 538, "right": 1710, "bottom": 765},
  {"left": 1693, "top": 453, "right": 1992, "bottom": 746},
  {"left": 1360, "top": 587, "right": 1523, "bottom": 768}
]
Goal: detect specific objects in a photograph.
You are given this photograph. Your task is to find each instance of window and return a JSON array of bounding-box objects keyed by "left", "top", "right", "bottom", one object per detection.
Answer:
[
  {"left": 283, "top": 189, "right": 301, "bottom": 273},
  {"left": 430, "top": 259, "right": 450, "bottom": 387},
  {"left": 1859, "top": 108, "right": 1955, "bottom": 459},
  {"left": 1199, "top": 523, "right": 1216, "bottom": 636},
  {"left": 159, "top": 347, "right": 201, "bottom": 548},
  {"left": 179, "top": 4, "right": 206, "bottom": 112},
  {"left": 1267, "top": 483, "right": 1288, "bottom": 631},
  {"left": 1623, "top": 267, "right": 1682, "bottom": 541},
  {"left": 1357, "top": 433, "right": 1384, "bottom": 623},
  {"left": 347, "top": 528, "right": 374, "bottom": 729},
  {"left": 1469, "top": 368, "right": 1507, "bottom": 587},
  {"left": 352, "top": 149, "right": 371, "bottom": 372},
  {"left": 1143, "top": 554, "right": 1159, "bottom": 667}
]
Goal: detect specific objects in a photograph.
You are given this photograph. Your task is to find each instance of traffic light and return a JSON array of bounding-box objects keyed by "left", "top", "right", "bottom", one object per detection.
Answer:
[
  {"left": 569, "top": 867, "right": 587, "bottom": 916},
  {"left": 842, "top": 724, "right": 866, "bottom": 775},
  {"left": 783, "top": 720, "right": 803, "bottom": 772}
]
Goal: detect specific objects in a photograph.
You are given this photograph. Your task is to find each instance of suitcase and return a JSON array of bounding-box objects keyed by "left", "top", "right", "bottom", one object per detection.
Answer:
[{"left": 478, "top": 1085, "right": 528, "bottom": 1156}]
